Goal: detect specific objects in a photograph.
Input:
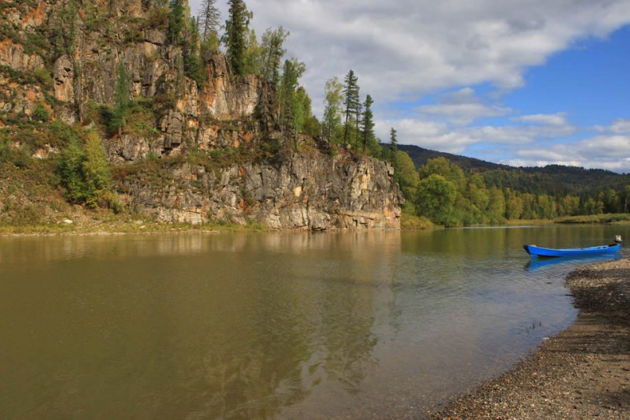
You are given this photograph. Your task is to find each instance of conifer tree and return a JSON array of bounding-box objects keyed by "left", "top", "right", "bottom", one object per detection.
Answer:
[
  {"left": 167, "top": 0, "right": 186, "bottom": 45},
  {"left": 224, "top": 0, "right": 250, "bottom": 76},
  {"left": 390, "top": 128, "right": 398, "bottom": 153},
  {"left": 360, "top": 95, "right": 374, "bottom": 152},
  {"left": 109, "top": 62, "right": 130, "bottom": 135},
  {"left": 198, "top": 0, "right": 220, "bottom": 41},
  {"left": 342, "top": 70, "right": 360, "bottom": 146}
]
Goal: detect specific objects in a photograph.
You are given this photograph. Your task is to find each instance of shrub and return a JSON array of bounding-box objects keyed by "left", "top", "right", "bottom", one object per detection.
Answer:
[{"left": 32, "top": 102, "right": 50, "bottom": 122}]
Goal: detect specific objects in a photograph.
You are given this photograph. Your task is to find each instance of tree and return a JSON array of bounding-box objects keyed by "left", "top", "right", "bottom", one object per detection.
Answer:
[
  {"left": 360, "top": 95, "right": 374, "bottom": 152},
  {"left": 487, "top": 187, "right": 506, "bottom": 223},
  {"left": 106, "top": 62, "right": 130, "bottom": 136},
  {"left": 342, "top": 70, "right": 360, "bottom": 146},
  {"left": 393, "top": 150, "right": 419, "bottom": 198},
  {"left": 82, "top": 131, "right": 112, "bottom": 208},
  {"left": 322, "top": 77, "right": 343, "bottom": 143},
  {"left": 279, "top": 59, "right": 306, "bottom": 148},
  {"left": 260, "top": 27, "right": 289, "bottom": 85},
  {"left": 198, "top": 0, "right": 220, "bottom": 41},
  {"left": 415, "top": 174, "right": 458, "bottom": 226},
  {"left": 57, "top": 131, "right": 111, "bottom": 207},
  {"left": 224, "top": 0, "right": 250, "bottom": 76},
  {"left": 184, "top": 17, "right": 206, "bottom": 87},
  {"left": 58, "top": 138, "right": 87, "bottom": 204},
  {"left": 167, "top": 0, "right": 186, "bottom": 45},
  {"left": 390, "top": 128, "right": 398, "bottom": 153},
  {"left": 419, "top": 157, "right": 466, "bottom": 191}
]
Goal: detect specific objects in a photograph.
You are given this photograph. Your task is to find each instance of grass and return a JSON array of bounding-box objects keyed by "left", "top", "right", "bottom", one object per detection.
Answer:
[{"left": 554, "top": 213, "right": 630, "bottom": 225}]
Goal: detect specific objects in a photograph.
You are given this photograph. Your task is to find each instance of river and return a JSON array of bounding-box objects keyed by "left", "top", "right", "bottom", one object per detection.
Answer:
[{"left": 1, "top": 225, "right": 628, "bottom": 419}]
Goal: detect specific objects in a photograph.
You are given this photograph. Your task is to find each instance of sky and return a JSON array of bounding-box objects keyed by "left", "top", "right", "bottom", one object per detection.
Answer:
[{"left": 190, "top": 0, "right": 630, "bottom": 173}]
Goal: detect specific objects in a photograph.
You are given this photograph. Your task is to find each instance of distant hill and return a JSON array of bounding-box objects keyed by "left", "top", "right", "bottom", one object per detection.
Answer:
[
  {"left": 396, "top": 144, "right": 630, "bottom": 195},
  {"left": 397, "top": 144, "right": 509, "bottom": 171}
]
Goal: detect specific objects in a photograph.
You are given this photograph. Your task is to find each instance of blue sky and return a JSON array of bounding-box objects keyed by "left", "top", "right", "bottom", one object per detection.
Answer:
[{"left": 191, "top": 0, "right": 630, "bottom": 172}]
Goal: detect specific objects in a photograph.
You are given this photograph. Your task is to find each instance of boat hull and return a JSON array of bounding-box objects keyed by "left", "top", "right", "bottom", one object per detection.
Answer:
[{"left": 523, "top": 244, "right": 621, "bottom": 258}]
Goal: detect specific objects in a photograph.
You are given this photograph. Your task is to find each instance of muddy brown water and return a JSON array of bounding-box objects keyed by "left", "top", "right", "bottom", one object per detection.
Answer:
[{"left": 1, "top": 226, "right": 629, "bottom": 419}]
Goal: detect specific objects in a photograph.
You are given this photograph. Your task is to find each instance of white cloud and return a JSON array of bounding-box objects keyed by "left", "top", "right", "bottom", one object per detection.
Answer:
[
  {"left": 192, "top": 0, "right": 630, "bottom": 106},
  {"left": 505, "top": 135, "right": 630, "bottom": 172},
  {"left": 595, "top": 119, "right": 630, "bottom": 134},
  {"left": 190, "top": 1, "right": 630, "bottom": 172},
  {"left": 512, "top": 113, "right": 568, "bottom": 126},
  {"left": 418, "top": 88, "right": 511, "bottom": 125}
]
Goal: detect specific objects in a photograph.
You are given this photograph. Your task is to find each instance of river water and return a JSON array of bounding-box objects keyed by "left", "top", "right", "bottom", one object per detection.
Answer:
[{"left": 1, "top": 225, "right": 628, "bottom": 419}]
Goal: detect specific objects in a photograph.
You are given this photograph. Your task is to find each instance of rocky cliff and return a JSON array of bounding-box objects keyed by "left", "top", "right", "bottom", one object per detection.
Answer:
[{"left": 0, "top": 0, "right": 401, "bottom": 229}]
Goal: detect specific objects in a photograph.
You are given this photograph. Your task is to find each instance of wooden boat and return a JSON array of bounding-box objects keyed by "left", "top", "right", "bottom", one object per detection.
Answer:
[{"left": 523, "top": 243, "right": 621, "bottom": 258}]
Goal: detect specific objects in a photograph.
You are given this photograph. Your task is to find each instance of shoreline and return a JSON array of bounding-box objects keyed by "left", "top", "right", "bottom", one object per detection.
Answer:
[
  {"left": 1, "top": 216, "right": 628, "bottom": 237},
  {"left": 430, "top": 258, "right": 630, "bottom": 419}
]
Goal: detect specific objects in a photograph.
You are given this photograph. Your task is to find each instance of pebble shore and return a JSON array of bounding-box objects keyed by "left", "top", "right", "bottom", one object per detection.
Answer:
[{"left": 431, "top": 258, "right": 630, "bottom": 419}]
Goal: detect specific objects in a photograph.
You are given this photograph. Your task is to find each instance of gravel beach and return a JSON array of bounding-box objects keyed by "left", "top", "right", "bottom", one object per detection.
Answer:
[{"left": 431, "top": 258, "right": 630, "bottom": 419}]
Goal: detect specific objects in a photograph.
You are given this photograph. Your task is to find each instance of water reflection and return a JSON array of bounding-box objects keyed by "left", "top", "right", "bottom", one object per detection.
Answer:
[
  {"left": 1, "top": 226, "right": 629, "bottom": 418},
  {"left": 525, "top": 254, "right": 622, "bottom": 272}
]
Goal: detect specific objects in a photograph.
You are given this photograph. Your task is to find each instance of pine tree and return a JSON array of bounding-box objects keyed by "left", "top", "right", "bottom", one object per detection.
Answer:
[
  {"left": 360, "top": 95, "right": 374, "bottom": 152},
  {"left": 109, "top": 62, "right": 130, "bottom": 136},
  {"left": 167, "top": 0, "right": 186, "bottom": 45},
  {"left": 224, "top": 0, "right": 250, "bottom": 76},
  {"left": 390, "top": 128, "right": 398, "bottom": 153},
  {"left": 198, "top": 0, "right": 220, "bottom": 41},
  {"left": 342, "top": 70, "right": 360, "bottom": 146}
]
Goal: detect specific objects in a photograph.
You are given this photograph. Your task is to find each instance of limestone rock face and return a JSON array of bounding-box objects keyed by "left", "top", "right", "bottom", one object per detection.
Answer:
[
  {"left": 0, "top": 0, "right": 402, "bottom": 230},
  {"left": 123, "top": 154, "right": 402, "bottom": 230}
]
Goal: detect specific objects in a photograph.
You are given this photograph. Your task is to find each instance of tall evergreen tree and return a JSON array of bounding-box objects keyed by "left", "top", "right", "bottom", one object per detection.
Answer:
[
  {"left": 167, "top": 0, "right": 186, "bottom": 45},
  {"left": 224, "top": 0, "right": 250, "bottom": 76},
  {"left": 108, "top": 62, "right": 130, "bottom": 135},
  {"left": 198, "top": 0, "right": 220, "bottom": 41},
  {"left": 342, "top": 70, "right": 360, "bottom": 146},
  {"left": 360, "top": 95, "right": 374, "bottom": 152},
  {"left": 390, "top": 128, "right": 398, "bottom": 153}
]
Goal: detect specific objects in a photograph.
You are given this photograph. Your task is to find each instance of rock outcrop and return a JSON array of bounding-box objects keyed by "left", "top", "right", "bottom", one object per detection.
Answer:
[{"left": 0, "top": 0, "right": 402, "bottom": 230}]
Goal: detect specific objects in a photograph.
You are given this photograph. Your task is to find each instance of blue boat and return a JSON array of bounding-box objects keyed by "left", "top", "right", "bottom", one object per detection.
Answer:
[{"left": 523, "top": 243, "right": 621, "bottom": 258}]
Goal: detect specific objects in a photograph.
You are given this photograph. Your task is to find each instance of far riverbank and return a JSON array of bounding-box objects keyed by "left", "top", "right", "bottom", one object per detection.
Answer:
[{"left": 431, "top": 258, "right": 630, "bottom": 419}]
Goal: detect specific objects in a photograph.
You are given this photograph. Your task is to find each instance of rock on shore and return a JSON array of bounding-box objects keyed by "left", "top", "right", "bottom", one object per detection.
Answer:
[{"left": 432, "top": 258, "right": 630, "bottom": 419}]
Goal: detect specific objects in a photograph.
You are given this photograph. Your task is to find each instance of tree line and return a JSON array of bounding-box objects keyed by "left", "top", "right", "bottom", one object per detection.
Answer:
[{"left": 391, "top": 154, "right": 630, "bottom": 226}]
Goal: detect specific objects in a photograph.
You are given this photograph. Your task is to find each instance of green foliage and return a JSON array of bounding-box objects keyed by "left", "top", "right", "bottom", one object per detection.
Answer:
[
  {"left": 183, "top": 18, "right": 207, "bottom": 87},
  {"left": 360, "top": 95, "right": 375, "bottom": 152},
  {"left": 32, "top": 102, "right": 50, "bottom": 123},
  {"left": 224, "top": 0, "right": 250, "bottom": 76},
  {"left": 57, "top": 131, "right": 112, "bottom": 207},
  {"left": 415, "top": 174, "right": 458, "bottom": 226},
  {"left": 393, "top": 150, "right": 419, "bottom": 198},
  {"left": 342, "top": 70, "right": 360, "bottom": 146},
  {"left": 260, "top": 27, "right": 289, "bottom": 85},
  {"left": 278, "top": 58, "right": 307, "bottom": 145},
  {"left": 322, "top": 77, "right": 344, "bottom": 144},
  {"left": 167, "top": 0, "right": 186, "bottom": 45},
  {"left": 101, "top": 63, "right": 131, "bottom": 136}
]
